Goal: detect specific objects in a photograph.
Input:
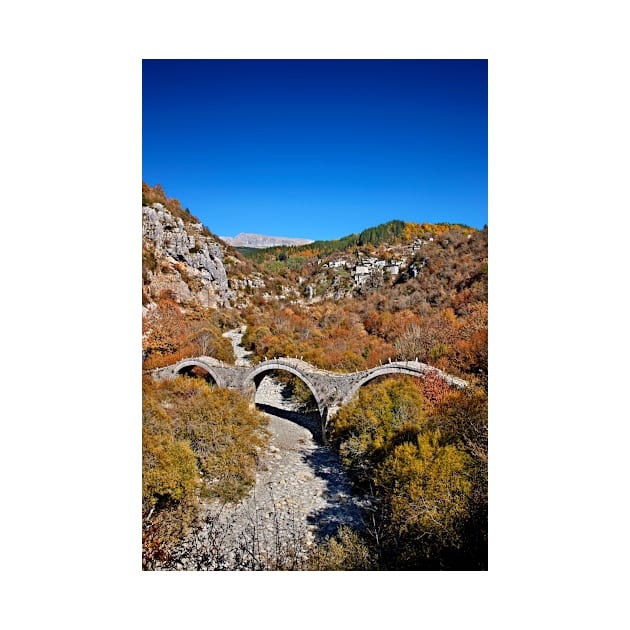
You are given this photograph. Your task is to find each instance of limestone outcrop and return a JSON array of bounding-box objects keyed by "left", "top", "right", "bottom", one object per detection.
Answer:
[{"left": 142, "top": 203, "right": 236, "bottom": 308}]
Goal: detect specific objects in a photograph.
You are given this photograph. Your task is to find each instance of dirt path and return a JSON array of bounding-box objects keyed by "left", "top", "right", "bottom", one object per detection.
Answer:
[{"left": 221, "top": 326, "right": 252, "bottom": 366}]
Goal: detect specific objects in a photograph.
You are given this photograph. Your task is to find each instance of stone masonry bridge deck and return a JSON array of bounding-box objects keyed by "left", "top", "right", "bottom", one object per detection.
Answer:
[{"left": 153, "top": 356, "right": 468, "bottom": 437}]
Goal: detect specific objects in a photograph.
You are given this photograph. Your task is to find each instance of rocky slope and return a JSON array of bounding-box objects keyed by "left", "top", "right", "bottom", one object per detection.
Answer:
[{"left": 142, "top": 202, "right": 237, "bottom": 309}]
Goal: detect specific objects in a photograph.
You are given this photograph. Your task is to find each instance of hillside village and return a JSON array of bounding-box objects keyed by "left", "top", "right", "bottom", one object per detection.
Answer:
[{"left": 320, "top": 236, "right": 438, "bottom": 285}]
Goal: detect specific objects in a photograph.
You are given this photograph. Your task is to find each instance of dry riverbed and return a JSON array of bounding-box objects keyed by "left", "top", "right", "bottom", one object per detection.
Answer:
[{"left": 155, "top": 328, "right": 367, "bottom": 571}]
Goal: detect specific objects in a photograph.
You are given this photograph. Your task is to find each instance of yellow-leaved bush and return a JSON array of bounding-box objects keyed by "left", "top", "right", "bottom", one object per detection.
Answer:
[
  {"left": 375, "top": 431, "right": 472, "bottom": 563},
  {"left": 142, "top": 398, "right": 198, "bottom": 507},
  {"left": 142, "top": 376, "right": 269, "bottom": 568}
]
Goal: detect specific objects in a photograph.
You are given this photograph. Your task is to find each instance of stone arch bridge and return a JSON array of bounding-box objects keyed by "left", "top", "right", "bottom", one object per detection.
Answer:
[{"left": 153, "top": 356, "right": 468, "bottom": 437}]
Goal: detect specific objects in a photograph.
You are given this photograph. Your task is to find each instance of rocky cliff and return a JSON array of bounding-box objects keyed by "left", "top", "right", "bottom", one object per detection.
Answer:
[{"left": 142, "top": 203, "right": 236, "bottom": 309}]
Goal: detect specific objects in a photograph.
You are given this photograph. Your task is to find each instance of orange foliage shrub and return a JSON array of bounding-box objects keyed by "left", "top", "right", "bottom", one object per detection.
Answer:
[{"left": 143, "top": 296, "right": 235, "bottom": 370}]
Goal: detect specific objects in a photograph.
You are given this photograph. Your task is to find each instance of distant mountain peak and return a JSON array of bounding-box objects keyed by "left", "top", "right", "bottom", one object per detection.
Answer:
[{"left": 220, "top": 232, "right": 314, "bottom": 248}]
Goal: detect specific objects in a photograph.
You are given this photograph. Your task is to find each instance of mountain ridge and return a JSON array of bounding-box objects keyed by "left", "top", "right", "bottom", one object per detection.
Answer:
[{"left": 220, "top": 232, "right": 314, "bottom": 248}]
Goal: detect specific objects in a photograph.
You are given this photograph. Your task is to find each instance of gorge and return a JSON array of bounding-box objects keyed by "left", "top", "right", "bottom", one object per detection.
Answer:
[{"left": 142, "top": 182, "right": 488, "bottom": 571}]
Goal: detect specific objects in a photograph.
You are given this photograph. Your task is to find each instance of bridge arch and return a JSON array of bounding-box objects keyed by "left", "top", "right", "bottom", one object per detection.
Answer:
[
  {"left": 243, "top": 360, "right": 326, "bottom": 417},
  {"left": 339, "top": 362, "right": 460, "bottom": 408},
  {"left": 171, "top": 359, "right": 225, "bottom": 388}
]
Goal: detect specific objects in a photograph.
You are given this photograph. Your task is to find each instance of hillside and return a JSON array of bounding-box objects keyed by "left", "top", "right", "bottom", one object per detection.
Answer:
[{"left": 241, "top": 219, "right": 486, "bottom": 313}]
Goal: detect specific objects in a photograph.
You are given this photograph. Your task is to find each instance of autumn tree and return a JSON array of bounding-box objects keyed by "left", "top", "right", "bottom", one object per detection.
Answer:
[
  {"left": 331, "top": 377, "right": 429, "bottom": 484},
  {"left": 429, "top": 386, "right": 488, "bottom": 567},
  {"left": 375, "top": 431, "right": 472, "bottom": 568},
  {"left": 142, "top": 296, "right": 192, "bottom": 367}
]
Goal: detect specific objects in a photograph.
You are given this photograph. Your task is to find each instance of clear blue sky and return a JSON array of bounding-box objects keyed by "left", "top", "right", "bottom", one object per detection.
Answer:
[{"left": 143, "top": 59, "right": 487, "bottom": 240}]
